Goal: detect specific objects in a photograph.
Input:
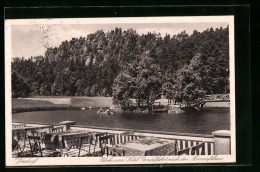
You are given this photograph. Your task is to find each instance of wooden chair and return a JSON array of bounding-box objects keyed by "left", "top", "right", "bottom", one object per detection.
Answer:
[
  {"left": 40, "top": 133, "right": 80, "bottom": 157},
  {"left": 78, "top": 134, "right": 94, "bottom": 157},
  {"left": 28, "top": 135, "right": 43, "bottom": 157},
  {"left": 28, "top": 129, "right": 51, "bottom": 157},
  {"left": 12, "top": 135, "right": 22, "bottom": 157},
  {"left": 191, "top": 142, "right": 205, "bottom": 155},
  {"left": 99, "top": 135, "right": 115, "bottom": 156},
  {"left": 40, "top": 134, "right": 63, "bottom": 157},
  {"left": 106, "top": 146, "right": 127, "bottom": 156},
  {"left": 38, "top": 129, "right": 67, "bottom": 157},
  {"left": 62, "top": 135, "right": 81, "bottom": 157},
  {"left": 12, "top": 129, "right": 30, "bottom": 157},
  {"left": 92, "top": 132, "right": 108, "bottom": 155}
]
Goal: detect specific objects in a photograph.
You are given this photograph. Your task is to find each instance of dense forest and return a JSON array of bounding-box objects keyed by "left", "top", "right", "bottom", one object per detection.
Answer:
[{"left": 12, "top": 26, "right": 229, "bottom": 108}]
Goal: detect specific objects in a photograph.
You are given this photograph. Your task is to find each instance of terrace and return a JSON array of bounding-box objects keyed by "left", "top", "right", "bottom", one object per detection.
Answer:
[{"left": 12, "top": 121, "right": 231, "bottom": 157}]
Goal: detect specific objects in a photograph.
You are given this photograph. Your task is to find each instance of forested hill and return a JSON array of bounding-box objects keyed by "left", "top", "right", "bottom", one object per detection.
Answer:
[{"left": 11, "top": 26, "right": 229, "bottom": 101}]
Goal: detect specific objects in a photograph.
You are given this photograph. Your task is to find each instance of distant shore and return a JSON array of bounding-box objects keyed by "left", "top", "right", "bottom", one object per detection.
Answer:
[
  {"left": 12, "top": 96, "right": 229, "bottom": 114},
  {"left": 12, "top": 96, "right": 115, "bottom": 113}
]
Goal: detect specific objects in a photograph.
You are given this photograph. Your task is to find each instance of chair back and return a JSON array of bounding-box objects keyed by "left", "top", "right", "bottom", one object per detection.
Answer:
[
  {"left": 12, "top": 129, "right": 26, "bottom": 141},
  {"left": 52, "top": 126, "right": 64, "bottom": 133},
  {"left": 80, "top": 135, "right": 92, "bottom": 145},
  {"left": 30, "top": 128, "right": 49, "bottom": 137},
  {"left": 28, "top": 135, "right": 41, "bottom": 140},
  {"left": 63, "top": 134, "right": 80, "bottom": 149},
  {"left": 78, "top": 134, "right": 93, "bottom": 157},
  {"left": 99, "top": 135, "right": 115, "bottom": 146},
  {"left": 106, "top": 146, "right": 127, "bottom": 156},
  {"left": 94, "top": 132, "right": 108, "bottom": 145},
  {"left": 99, "top": 135, "right": 115, "bottom": 155}
]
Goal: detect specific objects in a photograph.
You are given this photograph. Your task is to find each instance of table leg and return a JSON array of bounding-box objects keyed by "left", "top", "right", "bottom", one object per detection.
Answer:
[
  {"left": 29, "top": 138, "right": 33, "bottom": 156},
  {"left": 59, "top": 136, "right": 65, "bottom": 157},
  {"left": 38, "top": 138, "right": 43, "bottom": 157},
  {"left": 78, "top": 137, "right": 82, "bottom": 157}
]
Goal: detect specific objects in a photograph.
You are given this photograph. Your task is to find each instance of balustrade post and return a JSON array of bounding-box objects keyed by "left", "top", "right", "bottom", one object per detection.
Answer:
[
  {"left": 212, "top": 130, "right": 231, "bottom": 155},
  {"left": 59, "top": 121, "right": 77, "bottom": 131}
]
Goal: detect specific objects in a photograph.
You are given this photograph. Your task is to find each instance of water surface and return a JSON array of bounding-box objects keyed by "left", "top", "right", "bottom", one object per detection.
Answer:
[{"left": 13, "top": 108, "right": 230, "bottom": 134}]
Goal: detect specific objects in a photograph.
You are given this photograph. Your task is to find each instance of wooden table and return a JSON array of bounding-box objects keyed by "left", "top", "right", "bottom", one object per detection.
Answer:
[
  {"left": 43, "top": 130, "right": 93, "bottom": 150},
  {"left": 12, "top": 125, "right": 54, "bottom": 141},
  {"left": 12, "top": 125, "right": 54, "bottom": 140},
  {"left": 115, "top": 136, "right": 176, "bottom": 156},
  {"left": 12, "top": 123, "right": 26, "bottom": 129},
  {"left": 12, "top": 125, "right": 53, "bottom": 133}
]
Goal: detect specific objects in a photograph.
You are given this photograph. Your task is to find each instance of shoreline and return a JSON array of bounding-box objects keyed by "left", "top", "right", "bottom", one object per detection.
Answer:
[
  {"left": 12, "top": 106, "right": 229, "bottom": 114},
  {"left": 12, "top": 97, "right": 230, "bottom": 114}
]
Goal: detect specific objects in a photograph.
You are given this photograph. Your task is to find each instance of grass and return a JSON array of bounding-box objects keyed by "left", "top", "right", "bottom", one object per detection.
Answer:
[
  {"left": 70, "top": 97, "right": 114, "bottom": 107},
  {"left": 204, "top": 102, "right": 230, "bottom": 108},
  {"left": 12, "top": 96, "right": 115, "bottom": 113},
  {"left": 12, "top": 99, "right": 54, "bottom": 107}
]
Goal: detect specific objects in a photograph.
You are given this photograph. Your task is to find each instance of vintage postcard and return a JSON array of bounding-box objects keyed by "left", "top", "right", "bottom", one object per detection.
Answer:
[{"left": 5, "top": 16, "right": 235, "bottom": 166}]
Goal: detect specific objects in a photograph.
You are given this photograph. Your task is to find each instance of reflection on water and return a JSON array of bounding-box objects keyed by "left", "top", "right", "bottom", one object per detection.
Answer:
[{"left": 13, "top": 107, "right": 230, "bottom": 134}]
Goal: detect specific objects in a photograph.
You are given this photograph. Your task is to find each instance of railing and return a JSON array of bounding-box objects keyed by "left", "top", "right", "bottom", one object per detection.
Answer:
[
  {"left": 204, "top": 94, "right": 230, "bottom": 102},
  {"left": 13, "top": 122, "right": 216, "bottom": 155},
  {"left": 72, "top": 125, "right": 215, "bottom": 155}
]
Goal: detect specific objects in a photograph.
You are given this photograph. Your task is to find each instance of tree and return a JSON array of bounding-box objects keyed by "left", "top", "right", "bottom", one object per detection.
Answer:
[
  {"left": 112, "top": 56, "right": 162, "bottom": 110},
  {"left": 112, "top": 72, "right": 135, "bottom": 109},
  {"left": 11, "top": 72, "right": 30, "bottom": 97},
  {"left": 11, "top": 26, "right": 229, "bottom": 98},
  {"left": 162, "top": 72, "right": 175, "bottom": 103},
  {"left": 134, "top": 56, "right": 162, "bottom": 107},
  {"left": 173, "top": 53, "right": 207, "bottom": 107}
]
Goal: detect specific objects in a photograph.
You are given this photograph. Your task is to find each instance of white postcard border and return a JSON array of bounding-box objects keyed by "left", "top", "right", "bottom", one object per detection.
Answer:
[{"left": 5, "top": 16, "right": 235, "bottom": 166}]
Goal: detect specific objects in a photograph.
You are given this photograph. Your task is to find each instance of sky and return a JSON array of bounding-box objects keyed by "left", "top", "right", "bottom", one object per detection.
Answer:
[{"left": 11, "top": 22, "right": 228, "bottom": 59}]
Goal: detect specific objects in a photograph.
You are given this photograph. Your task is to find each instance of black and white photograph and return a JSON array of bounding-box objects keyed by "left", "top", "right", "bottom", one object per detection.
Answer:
[{"left": 5, "top": 16, "right": 235, "bottom": 166}]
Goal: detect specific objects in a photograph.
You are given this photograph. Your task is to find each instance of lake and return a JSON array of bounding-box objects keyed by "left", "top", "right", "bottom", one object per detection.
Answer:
[{"left": 12, "top": 107, "right": 230, "bottom": 135}]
